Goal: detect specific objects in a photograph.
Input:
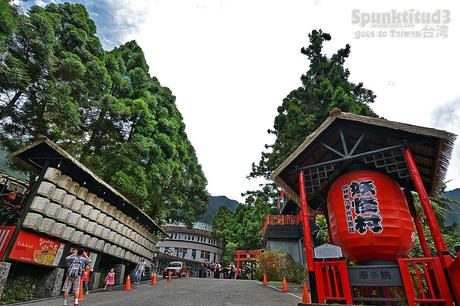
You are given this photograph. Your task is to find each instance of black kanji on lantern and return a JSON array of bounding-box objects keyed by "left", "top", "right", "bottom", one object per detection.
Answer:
[
  {"left": 354, "top": 214, "right": 383, "bottom": 234},
  {"left": 353, "top": 197, "right": 379, "bottom": 214},
  {"left": 350, "top": 180, "right": 376, "bottom": 197}
]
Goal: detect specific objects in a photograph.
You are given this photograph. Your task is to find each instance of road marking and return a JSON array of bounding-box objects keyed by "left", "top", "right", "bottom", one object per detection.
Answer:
[{"left": 257, "top": 281, "right": 302, "bottom": 300}]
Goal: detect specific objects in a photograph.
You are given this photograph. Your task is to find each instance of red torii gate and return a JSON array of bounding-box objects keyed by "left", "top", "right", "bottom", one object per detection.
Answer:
[{"left": 234, "top": 249, "right": 262, "bottom": 276}]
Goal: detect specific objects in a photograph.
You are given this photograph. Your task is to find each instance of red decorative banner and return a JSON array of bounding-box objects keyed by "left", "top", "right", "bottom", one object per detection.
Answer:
[
  {"left": 9, "top": 230, "right": 65, "bottom": 266},
  {"left": 0, "top": 226, "right": 15, "bottom": 259}
]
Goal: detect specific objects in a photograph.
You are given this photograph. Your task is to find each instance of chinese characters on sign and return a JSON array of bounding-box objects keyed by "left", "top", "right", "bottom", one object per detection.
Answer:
[{"left": 342, "top": 180, "right": 383, "bottom": 235}]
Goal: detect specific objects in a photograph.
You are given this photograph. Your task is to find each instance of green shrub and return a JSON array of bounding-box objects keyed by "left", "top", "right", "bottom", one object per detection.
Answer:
[
  {"left": 1, "top": 274, "right": 39, "bottom": 304},
  {"left": 256, "top": 250, "right": 306, "bottom": 284}
]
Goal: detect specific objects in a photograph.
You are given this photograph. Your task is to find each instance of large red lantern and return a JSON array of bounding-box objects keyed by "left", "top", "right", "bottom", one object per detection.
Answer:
[{"left": 327, "top": 170, "right": 415, "bottom": 263}]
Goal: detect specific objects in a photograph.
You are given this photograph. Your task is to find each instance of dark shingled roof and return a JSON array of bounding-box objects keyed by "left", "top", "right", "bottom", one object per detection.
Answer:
[
  {"left": 272, "top": 111, "right": 456, "bottom": 206},
  {"left": 10, "top": 138, "right": 166, "bottom": 236}
]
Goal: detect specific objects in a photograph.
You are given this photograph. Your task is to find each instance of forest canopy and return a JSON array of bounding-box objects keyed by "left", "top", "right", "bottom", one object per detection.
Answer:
[{"left": 0, "top": 1, "right": 208, "bottom": 225}]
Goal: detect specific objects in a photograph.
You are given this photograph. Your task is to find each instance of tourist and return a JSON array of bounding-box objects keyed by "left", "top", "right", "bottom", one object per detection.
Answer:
[
  {"left": 81, "top": 264, "right": 91, "bottom": 295},
  {"left": 135, "top": 257, "right": 147, "bottom": 284},
  {"left": 62, "top": 248, "right": 92, "bottom": 306},
  {"left": 229, "top": 263, "right": 236, "bottom": 279},
  {"left": 104, "top": 268, "right": 115, "bottom": 291}
]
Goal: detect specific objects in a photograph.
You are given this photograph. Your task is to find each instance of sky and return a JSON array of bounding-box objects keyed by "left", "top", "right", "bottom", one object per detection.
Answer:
[{"left": 20, "top": 0, "right": 460, "bottom": 202}]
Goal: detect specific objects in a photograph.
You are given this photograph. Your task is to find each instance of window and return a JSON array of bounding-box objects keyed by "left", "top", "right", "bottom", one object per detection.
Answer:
[
  {"left": 200, "top": 250, "right": 205, "bottom": 259},
  {"left": 192, "top": 249, "right": 196, "bottom": 259}
]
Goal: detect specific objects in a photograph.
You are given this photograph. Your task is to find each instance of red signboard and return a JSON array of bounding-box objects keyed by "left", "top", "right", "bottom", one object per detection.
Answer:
[
  {"left": 0, "top": 226, "right": 15, "bottom": 259},
  {"left": 9, "top": 230, "right": 65, "bottom": 266}
]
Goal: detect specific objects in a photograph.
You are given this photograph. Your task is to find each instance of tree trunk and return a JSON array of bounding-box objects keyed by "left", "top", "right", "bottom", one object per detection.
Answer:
[
  {"left": 0, "top": 91, "right": 22, "bottom": 119},
  {"left": 80, "top": 108, "right": 106, "bottom": 162}
]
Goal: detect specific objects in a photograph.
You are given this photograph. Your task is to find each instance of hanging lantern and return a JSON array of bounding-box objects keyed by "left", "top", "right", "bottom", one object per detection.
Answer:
[{"left": 327, "top": 170, "right": 415, "bottom": 263}]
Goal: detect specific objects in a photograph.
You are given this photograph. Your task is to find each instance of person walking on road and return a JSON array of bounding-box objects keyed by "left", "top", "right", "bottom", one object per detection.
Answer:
[
  {"left": 104, "top": 268, "right": 115, "bottom": 291},
  {"left": 62, "top": 248, "right": 92, "bottom": 306},
  {"left": 135, "top": 257, "right": 147, "bottom": 285}
]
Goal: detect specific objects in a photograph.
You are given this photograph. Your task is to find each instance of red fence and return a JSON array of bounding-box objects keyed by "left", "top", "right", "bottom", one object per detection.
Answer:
[
  {"left": 261, "top": 214, "right": 301, "bottom": 237},
  {"left": 398, "top": 257, "right": 453, "bottom": 305}
]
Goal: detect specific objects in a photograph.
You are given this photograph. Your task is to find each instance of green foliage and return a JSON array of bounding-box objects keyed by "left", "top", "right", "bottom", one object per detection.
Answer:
[
  {"left": 1, "top": 273, "right": 39, "bottom": 304},
  {"left": 249, "top": 29, "right": 376, "bottom": 182},
  {"left": 256, "top": 250, "right": 306, "bottom": 284},
  {"left": 0, "top": 2, "right": 207, "bottom": 224},
  {"left": 313, "top": 214, "right": 329, "bottom": 245},
  {"left": 213, "top": 188, "right": 276, "bottom": 265}
]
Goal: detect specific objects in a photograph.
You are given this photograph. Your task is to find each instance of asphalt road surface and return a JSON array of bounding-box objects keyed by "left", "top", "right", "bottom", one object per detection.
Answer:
[{"left": 20, "top": 278, "right": 301, "bottom": 306}]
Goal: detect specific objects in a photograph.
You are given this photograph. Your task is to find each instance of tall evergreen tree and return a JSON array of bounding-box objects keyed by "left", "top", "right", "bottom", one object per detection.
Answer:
[
  {"left": 249, "top": 29, "right": 376, "bottom": 182},
  {"left": 0, "top": 2, "right": 207, "bottom": 225}
]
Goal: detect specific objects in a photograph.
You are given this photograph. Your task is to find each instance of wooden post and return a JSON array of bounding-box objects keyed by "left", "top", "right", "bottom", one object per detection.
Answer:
[{"left": 402, "top": 147, "right": 450, "bottom": 267}]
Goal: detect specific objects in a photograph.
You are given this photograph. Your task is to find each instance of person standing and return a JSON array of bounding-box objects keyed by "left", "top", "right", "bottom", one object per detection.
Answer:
[
  {"left": 135, "top": 257, "right": 147, "bottom": 285},
  {"left": 104, "top": 268, "right": 115, "bottom": 291},
  {"left": 81, "top": 264, "right": 91, "bottom": 295},
  {"left": 230, "top": 263, "right": 236, "bottom": 279},
  {"left": 62, "top": 248, "right": 91, "bottom": 306}
]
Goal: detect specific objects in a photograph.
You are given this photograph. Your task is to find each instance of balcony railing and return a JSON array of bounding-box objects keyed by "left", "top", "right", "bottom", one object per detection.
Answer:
[{"left": 262, "top": 214, "right": 302, "bottom": 238}]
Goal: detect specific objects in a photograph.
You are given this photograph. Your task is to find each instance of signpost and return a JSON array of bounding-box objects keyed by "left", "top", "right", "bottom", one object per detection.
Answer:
[{"left": 314, "top": 243, "right": 343, "bottom": 259}]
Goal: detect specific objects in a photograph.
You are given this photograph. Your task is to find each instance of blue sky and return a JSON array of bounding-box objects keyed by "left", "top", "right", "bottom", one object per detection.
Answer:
[{"left": 17, "top": 0, "right": 460, "bottom": 200}]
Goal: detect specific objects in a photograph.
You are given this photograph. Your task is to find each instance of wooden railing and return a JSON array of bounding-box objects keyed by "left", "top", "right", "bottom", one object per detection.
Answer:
[{"left": 262, "top": 214, "right": 302, "bottom": 238}]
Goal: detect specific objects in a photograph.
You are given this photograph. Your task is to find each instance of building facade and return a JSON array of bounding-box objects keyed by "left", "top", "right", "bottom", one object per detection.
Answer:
[{"left": 156, "top": 222, "right": 222, "bottom": 264}]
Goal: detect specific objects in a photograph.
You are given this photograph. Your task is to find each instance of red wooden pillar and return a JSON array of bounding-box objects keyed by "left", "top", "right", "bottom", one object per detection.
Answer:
[
  {"left": 299, "top": 170, "right": 314, "bottom": 271},
  {"left": 236, "top": 253, "right": 240, "bottom": 276},
  {"left": 402, "top": 147, "right": 450, "bottom": 267},
  {"left": 405, "top": 189, "right": 431, "bottom": 258}
]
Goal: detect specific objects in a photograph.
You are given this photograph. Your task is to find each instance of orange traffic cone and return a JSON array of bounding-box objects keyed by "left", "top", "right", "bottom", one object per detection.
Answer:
[
  {"left": 281, "top": 276, "right": 288, "bottom": 293},
  {"left": 263, "top": 273, "right": 268, "bottom": 286},
  {"left": 124, "top": 275, "right": 132, "bottom": 291},
  {"left": 151, "top": 273, "right": 157, "bottom": 285},
  {"left": 302, "top": 282, "right": 311, "bottom": 304},
  {"left": 167, "top": 270, "right": 172, "bottom": 282},
  {"left": 77, "top": 278, "right": 85, "bottom": 302}
]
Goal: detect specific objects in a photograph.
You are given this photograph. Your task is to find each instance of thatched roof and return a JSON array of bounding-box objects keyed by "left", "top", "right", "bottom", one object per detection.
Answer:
[
  {"left": 10, "top": 138, "right": 166, "bottom": 236},
  {"left": 272, "top": 110, "right": 456, "bottom": 206}
]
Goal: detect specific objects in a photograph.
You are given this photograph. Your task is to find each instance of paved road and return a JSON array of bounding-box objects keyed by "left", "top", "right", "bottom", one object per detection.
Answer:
[{"left": 20, "top": 278, "right": 301, "bottom": 306}]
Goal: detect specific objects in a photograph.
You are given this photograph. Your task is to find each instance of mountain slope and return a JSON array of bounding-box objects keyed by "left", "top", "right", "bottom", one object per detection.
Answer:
[
  {"left": 444, "top": 188, "right": 460, "bottom": 226},
  {"left": 200, "top": 195, "right": 239, "bottom": 225}
]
